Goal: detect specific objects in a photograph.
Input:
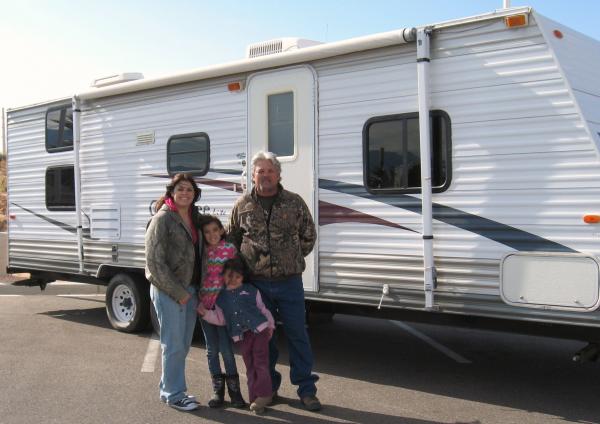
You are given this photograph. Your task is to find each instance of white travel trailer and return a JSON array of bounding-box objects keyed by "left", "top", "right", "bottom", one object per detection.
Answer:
[{"left": 5, "top": 7, "right": 600, "bottom": 354}]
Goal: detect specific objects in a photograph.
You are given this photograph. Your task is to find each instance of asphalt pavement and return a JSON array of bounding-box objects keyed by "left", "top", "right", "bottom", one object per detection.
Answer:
[{"left": 1, "top": 279, "right": 599, "bottom": 424}]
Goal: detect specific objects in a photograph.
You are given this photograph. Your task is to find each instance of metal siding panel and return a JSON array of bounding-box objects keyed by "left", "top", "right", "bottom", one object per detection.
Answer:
[
  {"left": 6, "top": 105, "right": 78, "bottom": 277},
  {"left": 313, "top": 16, "right": 600, "bottom": 326},
  {"left": 79, "top": 76, "right": 246, "bottom": 250},
  {"left": 8, "top": 239, "right": 79, "bottom": 272}
]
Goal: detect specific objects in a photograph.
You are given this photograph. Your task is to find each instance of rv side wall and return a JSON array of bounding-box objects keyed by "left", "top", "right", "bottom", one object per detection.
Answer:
[
  {"left": 79, "top": 76, "right": 247, "bottom": 275},
  {"left": 313, "top": 15, "right": 600, "bottom": 326},
  {"left": 6, "top": 12, "right": 600, "bottom": 330},
  {"left": 7, "top": 101, "right": 80, "bottom": 274}
]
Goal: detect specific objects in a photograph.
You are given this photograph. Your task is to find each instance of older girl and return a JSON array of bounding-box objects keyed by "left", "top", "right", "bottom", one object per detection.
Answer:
[{"left": 198, "top": 216, "right": 245, "bottom": 408}]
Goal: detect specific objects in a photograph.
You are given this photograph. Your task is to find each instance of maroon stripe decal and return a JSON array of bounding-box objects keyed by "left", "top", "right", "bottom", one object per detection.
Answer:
[
  {"left": 319, "top": 200, "right": 417, "bottom": 232},
  {"left": 195, "top": 178, "right": 244, "bottom": 193},
  {"left": 143, "top": 173, "right": 243, "bottom": 193}
]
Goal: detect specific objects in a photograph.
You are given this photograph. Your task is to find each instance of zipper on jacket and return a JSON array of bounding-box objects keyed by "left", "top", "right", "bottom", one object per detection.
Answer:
[{"left": 265, "top": 204, "right": 273, "bottom": 278}]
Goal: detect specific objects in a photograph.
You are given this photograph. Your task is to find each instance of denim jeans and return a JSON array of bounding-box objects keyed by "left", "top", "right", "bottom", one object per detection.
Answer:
[
  {"left": 150, "top": 284, "right": 198, "bottom": 404},
  {"left": 199, "top": 319, "right": 238, "bottom": 376},
  {"left": 252, "top": 275, "right": 319, "bottom": 398}
]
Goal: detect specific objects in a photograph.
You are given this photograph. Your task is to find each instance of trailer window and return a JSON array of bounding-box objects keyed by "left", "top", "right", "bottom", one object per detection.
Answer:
[
  {"left": 46, "top": 166, "right": 75, "bottom": 211},
  {"left": 167, "top": 133, "right": 210, "bottom": 176},
  {"left": 46, "top": 106, "right": 73, "bottom": 152},
  {"left": 363, "top": 111, "right": 451, "bottom": 194},
  {"left": 268, "top": 91, "right": 294, "bottom": 157}
]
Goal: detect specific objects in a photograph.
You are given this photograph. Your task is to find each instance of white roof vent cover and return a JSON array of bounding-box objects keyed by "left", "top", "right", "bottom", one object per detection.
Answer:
[
  {"left": 246, "top": 38, "right": 323, "bottom": 58},
  {"left": 91, "top": 72, "right": 144, "bottom": 88}
]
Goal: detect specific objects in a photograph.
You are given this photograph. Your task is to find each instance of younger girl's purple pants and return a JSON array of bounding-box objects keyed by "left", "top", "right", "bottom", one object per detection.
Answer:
[{"left": 237, "top": 329, "right": 272, "bottom": 402}]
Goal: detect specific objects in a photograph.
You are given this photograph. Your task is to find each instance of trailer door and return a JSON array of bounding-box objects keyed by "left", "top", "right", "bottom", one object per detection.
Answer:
[{"left": 247, "top": 65, "right": 318, "bottom": 292}]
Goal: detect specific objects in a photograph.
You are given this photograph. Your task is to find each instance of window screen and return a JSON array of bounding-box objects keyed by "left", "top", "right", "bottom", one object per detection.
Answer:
[
  {"left": 46, "top": 106, "right": 73, "bottom": 152},
  {"left": 363, "top": 111, "right": 451, "bottom": 193},
  {"left": 268, "top": 92, "right": 294, "bottom": 157},
  {"left": 46, "top": 166, "right": 75, "bottom": 211},
  {"left": 167, "top": 133, "right": 210, "bottom": 176}
]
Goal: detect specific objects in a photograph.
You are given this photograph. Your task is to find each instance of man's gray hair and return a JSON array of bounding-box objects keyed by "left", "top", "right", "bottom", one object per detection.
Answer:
[{"left": 251, "top": 151, "right": 281, "bottom": 174}]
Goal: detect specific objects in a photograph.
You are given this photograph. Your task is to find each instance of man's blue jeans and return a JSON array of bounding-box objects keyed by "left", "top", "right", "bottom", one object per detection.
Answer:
[
  {"left": 199, "top": 319, "right": 238, "bottom": 376},
  {"left": 150, "top": 285, "right": 198, "bottom": 404},
  {"left": 252, "top": 275, "right": 319, "bottom": 398}
]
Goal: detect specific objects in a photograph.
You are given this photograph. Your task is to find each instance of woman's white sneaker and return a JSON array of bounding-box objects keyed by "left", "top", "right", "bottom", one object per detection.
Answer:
[{"left": 168, "top": 397, "right": 199, "bottom": 411}]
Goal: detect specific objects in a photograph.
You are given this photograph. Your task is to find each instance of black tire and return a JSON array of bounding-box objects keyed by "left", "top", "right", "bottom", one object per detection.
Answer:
[
  {"left": 106, "top": 273, "right": 151, "bottom": 332},
  {"left": 305, "top": 301, "right": 335, "bottom": 327},
  {"left": 149, "top": 293, "right": 204, "bottom": 344}
]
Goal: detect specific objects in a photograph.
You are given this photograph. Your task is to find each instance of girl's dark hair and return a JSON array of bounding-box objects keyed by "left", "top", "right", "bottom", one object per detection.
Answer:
[
  {"left": 155, "top": 173, "right": 201, "bottom": 210},
  {"left": 222, "top": 257, "right": 246, "bottom": 279},
  {"left": 200, "top": 215, "right": 225, "bottom": 242}
]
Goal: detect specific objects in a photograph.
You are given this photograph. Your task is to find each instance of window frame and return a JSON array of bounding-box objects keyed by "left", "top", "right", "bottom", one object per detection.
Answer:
[
  {"left": 166, "top": 132, "right": 210, "bottom": 176},
  {"left": 45, "top": 165, "right": 76, "bottom": 211},
  {"left": 362, "top": 110, "right": 452, "bottom": 195},
  {"left": 267, "top": 90, "right": 296, "bottom": 159},
  {"left": 45, "top": 105, "right": 74, "bottom": 153}
]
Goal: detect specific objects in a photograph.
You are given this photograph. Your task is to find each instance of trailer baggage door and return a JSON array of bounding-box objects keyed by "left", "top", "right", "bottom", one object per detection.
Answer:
[{"left": 247, "top": 66, "right": 317, "bottom": 292}]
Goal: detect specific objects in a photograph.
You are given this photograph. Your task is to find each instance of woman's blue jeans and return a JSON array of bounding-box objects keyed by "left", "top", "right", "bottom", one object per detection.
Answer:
[
  {"left": 150, "top": 285, "right": 198, "bottom": 404},
  {"left": 200, "top": 319, "right": 238, "bottom": 376}
]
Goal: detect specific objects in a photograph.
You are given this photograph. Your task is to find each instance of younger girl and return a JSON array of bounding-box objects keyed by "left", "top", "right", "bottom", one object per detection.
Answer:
[
  {"left": 198, "top": 258, "right": 275, "bottom": 414},
  {"left": 198, "top": 216, "right": 245, "bottom": 408}
]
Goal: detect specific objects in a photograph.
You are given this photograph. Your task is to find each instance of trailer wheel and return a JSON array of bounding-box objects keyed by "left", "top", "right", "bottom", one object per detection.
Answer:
[{"left": 106, "top": 273, "right": 151, "bottom": 332}]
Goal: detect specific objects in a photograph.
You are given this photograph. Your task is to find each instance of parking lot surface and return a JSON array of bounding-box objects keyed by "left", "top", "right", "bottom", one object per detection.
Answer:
[{"left": 1, "top": 279, "right": 599, "bottom": 424}]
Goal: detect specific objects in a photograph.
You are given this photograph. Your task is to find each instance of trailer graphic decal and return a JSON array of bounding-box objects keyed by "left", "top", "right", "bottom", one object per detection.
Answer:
[
  {"left": 146, "top": 172, "right": 576, "bottom": 252},
  {"left": 10, "top": 202, "right": 77, "bottom": 234},
  {"left": 11, "top": 172, "right": 574, "bottom": 254},
  {"left": 318, "top": 179, "right": 576, "bottom": 253},
  {"left": 319, "top": 200, "right": 417, "bottom": 232}
]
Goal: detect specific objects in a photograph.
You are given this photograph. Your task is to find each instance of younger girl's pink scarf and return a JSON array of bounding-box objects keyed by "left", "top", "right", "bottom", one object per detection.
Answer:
[{"left": 164, "top": 197, "right": 198, "bottom": 244}]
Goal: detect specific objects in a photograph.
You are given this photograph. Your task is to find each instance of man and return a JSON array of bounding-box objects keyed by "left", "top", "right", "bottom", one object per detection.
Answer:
[{"left": 228, "top": 151, "right": 320, "bottom": 411}]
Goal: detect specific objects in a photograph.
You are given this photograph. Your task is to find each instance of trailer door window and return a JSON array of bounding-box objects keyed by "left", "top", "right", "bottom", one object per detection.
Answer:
[
  {"left": 46, "top": 106, "right": 73, "bottom": 152},
  {"left": 167, "top": 133, "right": 210, "bottom": 176},
  {"left": 363, "top": 111, "right": 451, "bottom": 194},
  {"left": 268, "top": 92, "right": 294, "bottom": 157},
  {"left": 46, "top": 166, "right": 75, "bottom": 211}
]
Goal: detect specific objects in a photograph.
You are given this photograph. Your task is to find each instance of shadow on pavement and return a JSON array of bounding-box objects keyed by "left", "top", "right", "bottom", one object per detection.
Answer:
[
  {"left": 38, "top": 300, "right": 600, "bottom": 423},
  {"left": 299, "top": 314, "right": 600, "bottom": 424},
  {"left": 39, "top": 306, "right": 114, "bottom": 331},
  {"left": 187, "top": 398, "right": 440, "bottom": 424}
]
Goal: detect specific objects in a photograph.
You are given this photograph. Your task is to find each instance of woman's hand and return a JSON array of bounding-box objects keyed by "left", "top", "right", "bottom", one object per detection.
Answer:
[
  {"left": 178, "top": 293, "right": 192, "bottom": 305},
  {"left": 197, "top": 303, "right": 207, "bottom": 316}
]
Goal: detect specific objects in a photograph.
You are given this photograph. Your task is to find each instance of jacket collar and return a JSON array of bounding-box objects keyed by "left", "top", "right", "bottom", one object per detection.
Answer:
[
  {"left": 250, "top": 183, "right": 283, "bottom": 202},
  {"left": 160, "top": 204, "right": 194, "bottom": 241}
]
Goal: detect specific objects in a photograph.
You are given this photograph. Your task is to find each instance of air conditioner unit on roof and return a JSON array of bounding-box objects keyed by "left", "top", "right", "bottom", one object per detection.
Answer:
[
  {"left": 246, "top": 38, "right": 323, "bottom": 59},
  {"left": 91, "top": 73, "right": 144, "bottom": 88}
]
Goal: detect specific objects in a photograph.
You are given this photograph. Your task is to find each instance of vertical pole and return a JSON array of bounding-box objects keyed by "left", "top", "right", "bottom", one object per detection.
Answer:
[
  {"left": 503, "top": 0, "right": 511, "bottom": 9},
  {"left": 72, "top": 96, "right": 84, "bottom": 273},
  {"left": 417, "top": 28, "right": 435, "bottom": 309}
]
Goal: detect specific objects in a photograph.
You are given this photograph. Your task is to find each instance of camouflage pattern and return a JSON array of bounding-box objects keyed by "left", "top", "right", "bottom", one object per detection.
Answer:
[
  {"left": 228, "top": 185, "right": 316, "bottom": 279},
  {"left": 145, "top": 204, "right": 205, "bottom": 301}
]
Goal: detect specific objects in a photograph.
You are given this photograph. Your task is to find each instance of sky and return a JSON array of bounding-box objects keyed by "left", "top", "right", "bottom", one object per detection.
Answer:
[{"left": 2, "top": 0, "right": 600, "bottom": 152}]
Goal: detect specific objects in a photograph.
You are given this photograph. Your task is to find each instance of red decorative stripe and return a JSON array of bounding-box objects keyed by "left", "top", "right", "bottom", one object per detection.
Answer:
[{"left": 319, "top": 200, "right": 417, "bottom": 232}]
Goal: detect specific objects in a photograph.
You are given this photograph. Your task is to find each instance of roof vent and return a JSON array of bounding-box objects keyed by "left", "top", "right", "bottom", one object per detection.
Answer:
[
  {"left": 246, "top": 38, "right": 323, "bottom": 59},
  {"left": 91, "top": 72, "right": 144, "bottom": 88}
]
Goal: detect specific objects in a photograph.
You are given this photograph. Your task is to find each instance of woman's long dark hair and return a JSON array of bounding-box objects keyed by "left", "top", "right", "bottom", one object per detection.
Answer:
[{"left": 155, "top": 173, "right": 201, "bottom": 210}]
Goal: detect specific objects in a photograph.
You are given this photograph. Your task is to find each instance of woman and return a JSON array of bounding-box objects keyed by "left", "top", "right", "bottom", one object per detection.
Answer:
[{"left": 145, "top": 173, "right": 204, "bottom": 411}]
